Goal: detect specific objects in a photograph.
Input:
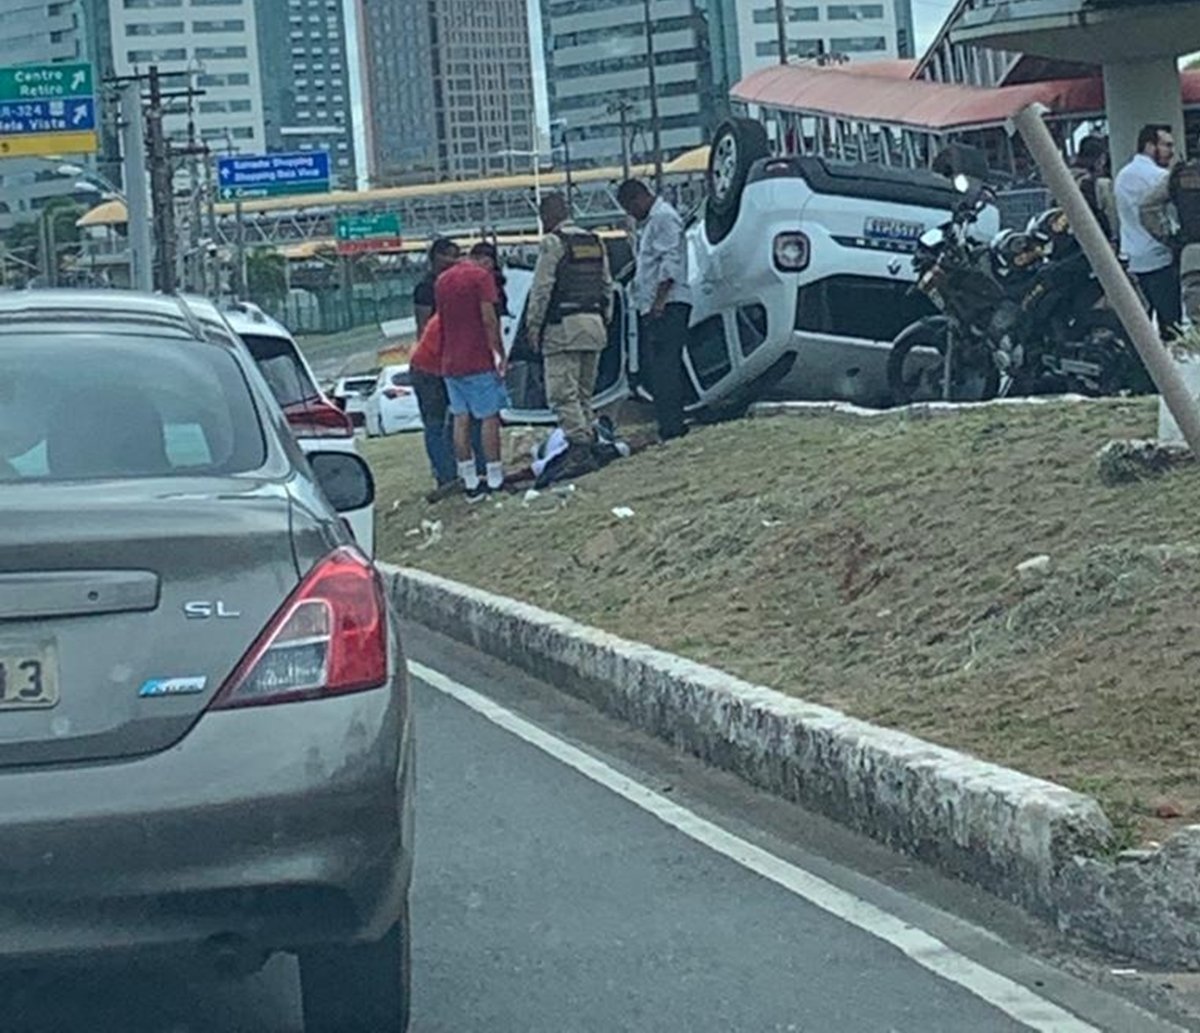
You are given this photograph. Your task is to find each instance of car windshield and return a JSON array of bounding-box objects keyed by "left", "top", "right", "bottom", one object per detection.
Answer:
[
  {"left": 239, "top": 331, "right": 321, "bottom": 408},
  {"left": 0, "top": 332, "right": 265, "bottom": 482}
]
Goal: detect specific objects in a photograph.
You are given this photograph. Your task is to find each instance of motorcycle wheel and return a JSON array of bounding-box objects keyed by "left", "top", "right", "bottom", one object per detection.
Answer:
[
  {"left": 887, "top": 323, "right": 1000, "bottom": 406},
  {"left": 1074, "top": 312, "right": 1155, "bottom": 396}
]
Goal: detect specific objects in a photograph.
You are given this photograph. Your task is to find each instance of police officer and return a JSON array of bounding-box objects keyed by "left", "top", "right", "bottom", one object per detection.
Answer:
[{"left": 525, "top": 192, "right": 613, "bottom": 474}]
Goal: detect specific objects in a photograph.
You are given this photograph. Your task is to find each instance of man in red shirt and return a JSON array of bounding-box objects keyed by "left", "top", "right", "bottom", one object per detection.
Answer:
[{"left": 435, "top": 242, "right": 507, "bottom": 501}]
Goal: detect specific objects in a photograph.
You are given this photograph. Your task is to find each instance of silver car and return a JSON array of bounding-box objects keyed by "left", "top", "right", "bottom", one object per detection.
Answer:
[{"left": 0, "top": 291, "right": 413, "bottom": 1032}]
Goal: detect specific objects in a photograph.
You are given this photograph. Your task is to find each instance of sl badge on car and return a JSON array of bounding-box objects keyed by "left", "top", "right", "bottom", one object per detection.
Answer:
[{"left": 183, "top": 600, "right": 242, "bottom": 619}]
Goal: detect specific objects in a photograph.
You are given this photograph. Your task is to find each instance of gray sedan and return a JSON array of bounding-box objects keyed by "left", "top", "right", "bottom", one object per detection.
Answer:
[{"left": 0, "top": 292, "right": 413, "bottom": 1032}]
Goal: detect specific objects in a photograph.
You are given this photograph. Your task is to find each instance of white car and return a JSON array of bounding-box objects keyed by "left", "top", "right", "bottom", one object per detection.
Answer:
[
  {"left": 364, "top": 364, "right": 423, "bottom": 437},
  {"left": 210, "top": 302, "right": 375, "bottom": 556},
  {"left": 498, "top": 121, "right": 1001, "bottom": 421},
  {"left": 331, "top": 374, "right": 378, "bottom": 429}
]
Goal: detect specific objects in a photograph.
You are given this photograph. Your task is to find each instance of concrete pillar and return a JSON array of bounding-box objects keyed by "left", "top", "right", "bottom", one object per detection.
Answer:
[{"left": 1102, "top": 56, "right": 1185, "bottom": 174}]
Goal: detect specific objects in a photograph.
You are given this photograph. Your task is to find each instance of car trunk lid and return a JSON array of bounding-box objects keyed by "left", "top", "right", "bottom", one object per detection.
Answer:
[{"left": 0, "top": 478, "right": 298, "bottom": 767}]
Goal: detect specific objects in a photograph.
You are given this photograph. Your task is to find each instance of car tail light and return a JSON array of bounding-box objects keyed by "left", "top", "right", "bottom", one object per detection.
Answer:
[
  {"left": 210, "top": 548, "right": 388, "bottom": 710},
  {"left": 283, "top": 398, "right": 354, "bottom": 438},
  {"left": 383, "top": 386, "right": 412, "bottom": 400},
  {"left": 773, "top": 232, "right": 810, "bottom": 272}
]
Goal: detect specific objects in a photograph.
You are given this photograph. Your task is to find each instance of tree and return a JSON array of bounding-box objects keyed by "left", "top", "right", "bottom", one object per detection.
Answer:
[{"left": 245, "top": 247, "right": 288, "bottom": 305}]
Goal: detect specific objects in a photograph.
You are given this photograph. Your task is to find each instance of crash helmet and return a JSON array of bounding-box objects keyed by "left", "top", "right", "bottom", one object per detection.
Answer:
[{"left": 991, "top": 229, "right": 1043, "bottom": 275}]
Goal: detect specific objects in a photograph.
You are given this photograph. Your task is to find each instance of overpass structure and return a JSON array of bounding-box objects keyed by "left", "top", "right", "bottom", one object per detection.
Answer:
[
  {"left": 77, "top": 148, "right": 710, "bottom": 252},
  {"left": 952, "top": 0, "right": 1200, "bottom": 168}
]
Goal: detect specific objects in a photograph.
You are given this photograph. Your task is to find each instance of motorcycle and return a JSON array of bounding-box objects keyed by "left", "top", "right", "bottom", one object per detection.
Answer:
[{"left": 886, "top": 178, "right": 1152, "bottom": 405}]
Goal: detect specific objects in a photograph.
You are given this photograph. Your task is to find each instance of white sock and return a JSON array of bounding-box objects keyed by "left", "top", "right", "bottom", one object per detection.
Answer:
[
  {"left": 459, "top": 460, "right": 480, "bottom": 491},
  {"left": 486, "top": 461, "right": 504, "bottom": 491}
]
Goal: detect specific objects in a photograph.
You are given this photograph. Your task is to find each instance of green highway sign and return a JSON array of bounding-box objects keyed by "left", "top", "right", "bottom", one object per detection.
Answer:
[
  {"left": 337, "top": 212, "right": 401, "bottom": 240},
  {"left": 0, "top": 63, "right": 93, "bottom": 102},
  {"left": 336, "top": 212, "right": 403, "bottom": 254}
]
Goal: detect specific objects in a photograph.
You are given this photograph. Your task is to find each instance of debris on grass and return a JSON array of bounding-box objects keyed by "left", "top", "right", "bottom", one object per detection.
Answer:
[
  {"left": 1016, "top": 554, "right": 1052, "bottom": 579},
  {"left": 611, "top": 506, "right": 635, "bottom": 520},
  {"left": 1097, "top": 438, "right": 1193, "bottom": 486}
]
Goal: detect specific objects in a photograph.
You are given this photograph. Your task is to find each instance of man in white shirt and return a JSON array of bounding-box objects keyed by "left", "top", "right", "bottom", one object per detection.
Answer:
[
  {"left": 1115, "top": 123, "right": 1181, "bottom": 338},
  {"left": 617, "top": 179, "right": 691, "bottom": 441}
]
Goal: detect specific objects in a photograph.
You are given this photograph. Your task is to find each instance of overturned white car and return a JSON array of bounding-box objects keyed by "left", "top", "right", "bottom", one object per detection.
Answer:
[{"left": 500, "top": 119, "right": 999, "bottom": 421}]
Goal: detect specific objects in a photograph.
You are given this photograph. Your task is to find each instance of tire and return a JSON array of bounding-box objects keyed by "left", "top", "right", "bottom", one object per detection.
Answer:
[
  {"left": 887, "top": 319, "right": 999, "bottom": 406},
  {"left": 1073, "top": 311, "right": 1154, "bottom": 396},
  {"left": 300, "top": 900, "right": 411, "bottom": 1033},
  {"left": 705, "top": 118, "right": 770, "bottom": 245}
]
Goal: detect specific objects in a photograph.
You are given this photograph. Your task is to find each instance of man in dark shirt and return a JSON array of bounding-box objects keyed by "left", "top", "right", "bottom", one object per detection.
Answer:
[{"left": 413, "top": 238, "right": 459, "bottom": 335}]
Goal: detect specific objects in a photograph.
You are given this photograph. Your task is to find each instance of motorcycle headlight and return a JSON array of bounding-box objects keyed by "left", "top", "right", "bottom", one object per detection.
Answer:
[{"left": 773, "top": 232, "right": 810, "bottom": 272}]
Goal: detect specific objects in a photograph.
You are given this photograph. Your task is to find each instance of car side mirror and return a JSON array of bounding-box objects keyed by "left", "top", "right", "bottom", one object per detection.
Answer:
[{"left": 309, "top": 451, "right": 375, "bottom": 513}]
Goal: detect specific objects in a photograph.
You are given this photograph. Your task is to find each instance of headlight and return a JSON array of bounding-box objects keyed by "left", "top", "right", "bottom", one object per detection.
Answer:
[{"left": 773, "top": 232, "right": 810, "bottom": 272}]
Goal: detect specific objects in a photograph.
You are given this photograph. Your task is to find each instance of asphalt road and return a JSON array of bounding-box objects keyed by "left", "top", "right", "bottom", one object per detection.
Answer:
[{"left": 0, "top": 626, "right": 1193, "bottom": 1033}]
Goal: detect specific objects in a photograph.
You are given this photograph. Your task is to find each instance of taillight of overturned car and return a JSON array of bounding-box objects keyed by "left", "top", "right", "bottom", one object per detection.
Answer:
[{"left": 773, "top": 232, "right": 810, "bottom": 273}]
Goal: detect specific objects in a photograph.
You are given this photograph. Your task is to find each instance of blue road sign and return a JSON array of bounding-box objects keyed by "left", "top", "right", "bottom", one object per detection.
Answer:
[
  {"left": 215, "top": 151, "right": 331, "bottom": 201},
  {"left": 0, "top": 97, "right": 95, "bottom": 135}
]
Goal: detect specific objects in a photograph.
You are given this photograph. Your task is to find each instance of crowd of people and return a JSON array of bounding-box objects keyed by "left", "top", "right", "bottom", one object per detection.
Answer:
[
  {"left": 1074, "top": 123, "right": 1200, "bottom": 338},
  {"left": 406, "top": 178, "right": 692, "bottom": 503}
]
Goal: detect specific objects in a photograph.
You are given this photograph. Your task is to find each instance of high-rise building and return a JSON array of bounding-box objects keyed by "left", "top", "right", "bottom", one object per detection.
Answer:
[
  {"left": 256, "top": 0, "right": 357, "bottom": 185},
  {"left": 359, "top": 0, "right": 440, "bottom": 181},
  {"left": 543, "top": 0, "right": 716, "bottom": 170},
  {"left": 0, "top": 0, "right": 95, "bottom": 230},
  {"left": 708, "top": 0, "right": 912, "bottom": 92},
  {"left": 360, "top": 0, "right": 534, "bottom": 183},
  {"left": 107, "top": 0, "right": 268, "bottom": 154},
  {"left": 432, "top": 0, "right": 535, "bottom": 178}
]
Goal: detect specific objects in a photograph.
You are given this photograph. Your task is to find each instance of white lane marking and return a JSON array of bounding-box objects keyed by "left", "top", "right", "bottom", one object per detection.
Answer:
[{"left": 411, "top": 660, "right": 1104, "bottom": 1033}]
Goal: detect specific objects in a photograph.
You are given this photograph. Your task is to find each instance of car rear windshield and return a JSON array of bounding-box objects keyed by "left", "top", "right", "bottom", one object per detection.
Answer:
[
  {"left": 239, "top": 332, "right": 321, "bottom": 408},
  {"left": 0, "top": 332, "right": 266, "bottom": 482}
]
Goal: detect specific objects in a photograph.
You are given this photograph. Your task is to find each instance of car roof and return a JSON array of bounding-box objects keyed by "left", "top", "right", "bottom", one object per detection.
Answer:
[
  {"left": 216, "top": 301, "right": 293, "bottom": 341},
  {"left": 0, "top": 289, "right": 237, "bottom": 344}
]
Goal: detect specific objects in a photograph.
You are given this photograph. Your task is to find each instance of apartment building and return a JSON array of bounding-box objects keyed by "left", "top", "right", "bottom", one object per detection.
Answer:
[{"left": 543, "top": 0, "right": 715, "bottom": 169}]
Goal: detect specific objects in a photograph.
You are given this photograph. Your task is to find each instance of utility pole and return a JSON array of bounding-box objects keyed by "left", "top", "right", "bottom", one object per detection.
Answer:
[
  {"left": 204, "top": 148, "right": 219, "bottom": 296},
  {"left": 775, "top": 0, "right": 789, "bottom": 64},
  {"left": 146, "top": 66, "right": 177, "bottom": 293},
  {"left": 118, "top": 80, "right": 154, "bottom": 292},
  {"left": 226, "top": 131, "right": 246, "bottom": 298},
  {"left": 640, "top": 0, "right": 664, "bottom": 190},
  {"left": 562, "top": 129, "right": 574, "bottom": 209},
  {"left": 608, "top": 98, "right": 634, "bottom": 181},
  {"left": 185, "top": 67, "right": 203, "bottom": 292},
  {"left": 38, "top": 208, "right": 58, "bottom": 288}
]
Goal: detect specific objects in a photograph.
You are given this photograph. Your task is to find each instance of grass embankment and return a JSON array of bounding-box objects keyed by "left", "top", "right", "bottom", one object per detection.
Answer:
[{"left": 366, "top": 399, "right": 1200, "bottom": 845}]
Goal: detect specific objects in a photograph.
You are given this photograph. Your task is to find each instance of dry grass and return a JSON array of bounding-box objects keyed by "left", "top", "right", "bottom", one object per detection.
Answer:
[{"left": 367, "top": 399, "right": 1200, "bottom": 846}]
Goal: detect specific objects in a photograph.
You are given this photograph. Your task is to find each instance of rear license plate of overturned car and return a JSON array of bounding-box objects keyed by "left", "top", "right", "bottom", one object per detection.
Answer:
[
  {"left": 864, "top": 217, "right": 925, "bottom": 243},
  {"left": 0, "top": 648, "right": 59, "bottom": 709}
]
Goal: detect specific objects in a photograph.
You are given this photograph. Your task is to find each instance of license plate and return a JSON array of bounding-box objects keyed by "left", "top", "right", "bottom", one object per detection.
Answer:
[
  {"left": 864, "top": 217, "right": 925, "bottom": 242},
  {"left": 0, "top": 648, "right": 58, "bottom": 710}
]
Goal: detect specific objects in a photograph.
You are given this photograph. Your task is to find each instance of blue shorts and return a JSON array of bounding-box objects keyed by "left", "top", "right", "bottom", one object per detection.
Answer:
[{"left": 445, "top": 371, "right": 509, "bottom": 419}]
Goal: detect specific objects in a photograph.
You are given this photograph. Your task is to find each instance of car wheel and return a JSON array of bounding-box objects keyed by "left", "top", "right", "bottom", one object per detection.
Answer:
[
  {"left": 705, "top": 118, "right": 770, "bottom": 245},
  {"left": 299, "top": 901, "right": 411, "bottom": 1033}
]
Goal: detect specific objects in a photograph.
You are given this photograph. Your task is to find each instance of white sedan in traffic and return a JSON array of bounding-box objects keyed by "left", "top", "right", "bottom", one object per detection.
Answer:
[{"left": 364, "top": 364, "right": 423, "bottom": 436}]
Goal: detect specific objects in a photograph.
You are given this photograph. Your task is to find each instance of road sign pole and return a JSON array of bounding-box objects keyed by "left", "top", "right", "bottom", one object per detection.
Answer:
[
  {"left": 234, "top": 197, "right": 246, "bottom": 298},
  {"left": 119, "top": 81, "right": 153, "bottom": 292}
]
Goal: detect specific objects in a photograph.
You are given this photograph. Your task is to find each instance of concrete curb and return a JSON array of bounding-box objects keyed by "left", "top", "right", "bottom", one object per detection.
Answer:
[
  {"left": 749, "top": 395, "right": 1134, "bottom": 422},
  {"left": 387, "top": 564, "right": 1200, "bottom": 967}
]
